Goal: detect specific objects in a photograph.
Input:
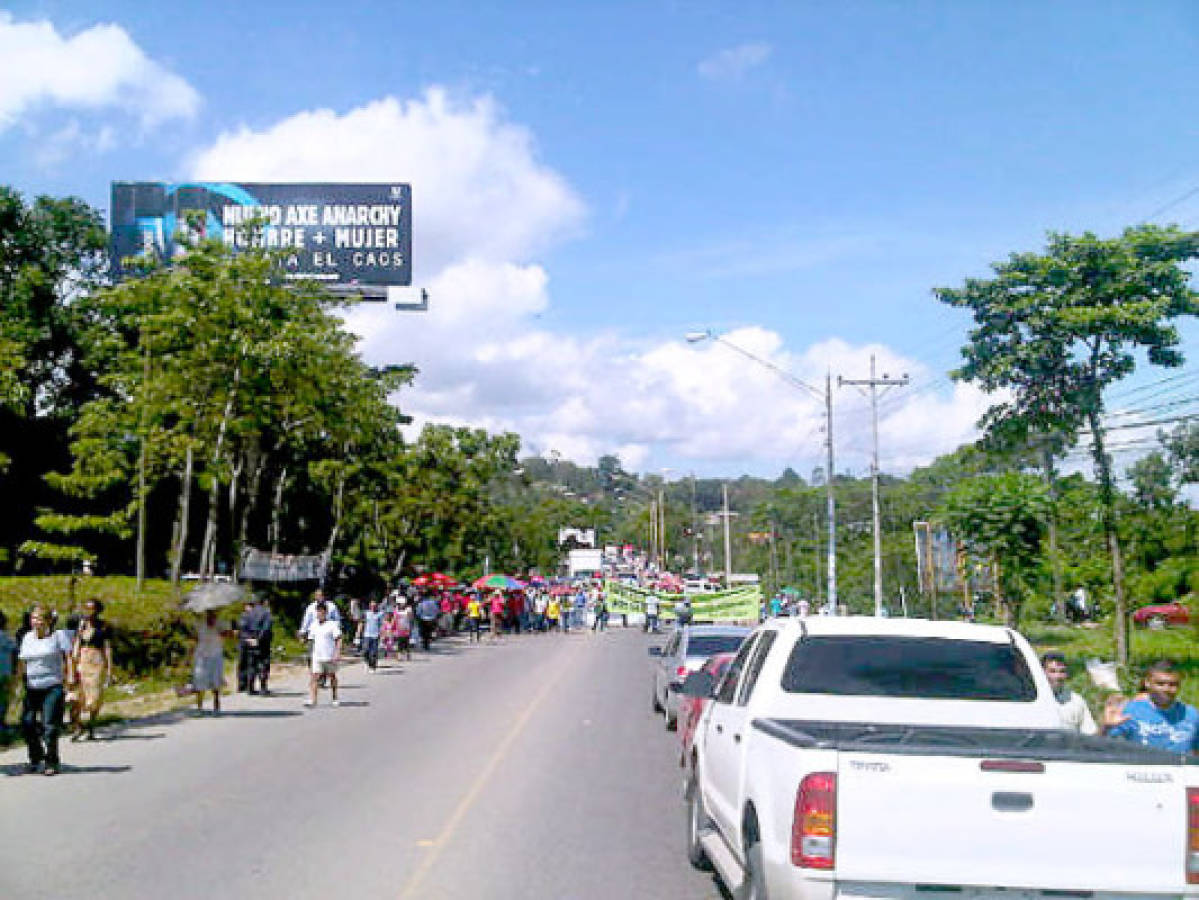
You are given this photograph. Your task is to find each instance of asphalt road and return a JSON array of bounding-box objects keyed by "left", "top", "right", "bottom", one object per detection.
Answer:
[{"left": 0, "top": 625, "right": 722, "bottom": 899}]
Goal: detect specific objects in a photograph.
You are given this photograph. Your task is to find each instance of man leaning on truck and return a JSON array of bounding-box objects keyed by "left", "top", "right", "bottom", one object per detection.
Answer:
[{"left": 1041, "top": 651, "right": 1097, "bottom": 735}]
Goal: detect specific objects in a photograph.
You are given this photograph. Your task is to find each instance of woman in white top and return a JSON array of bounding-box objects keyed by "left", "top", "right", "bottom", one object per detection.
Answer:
[
  {"left": 192, "top": 610, "right": 229, "bottom": 715},
  {"left": 17, "top": 604, "right": 73, "bottom": 775}
]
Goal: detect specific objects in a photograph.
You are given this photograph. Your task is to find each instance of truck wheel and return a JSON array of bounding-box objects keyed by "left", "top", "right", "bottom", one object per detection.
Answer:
[
  {"left": 665, "top": 705, "right": 677, "bottom": 731},
  {"left": 652, "top": 689, "right": 663, "bottom": 713},
  {"left": 686, "top": 775, "right": 713, "bottom": 871}
]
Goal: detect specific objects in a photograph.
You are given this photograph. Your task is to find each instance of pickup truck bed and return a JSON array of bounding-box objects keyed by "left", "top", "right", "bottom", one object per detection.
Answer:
[
  {"left": 754, "top": 718, "right": 1199, "bottom": 765},
  {"left": 684, "top": 617, "right": 1199, "bottom": 900}
]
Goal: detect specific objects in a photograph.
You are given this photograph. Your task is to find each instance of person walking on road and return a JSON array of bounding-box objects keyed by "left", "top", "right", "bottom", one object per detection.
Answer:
[
  {"left": 358, "top": 599, "right": 384, "bottom": 672},
  {"left": 415, "top": 595, "right": 439, "bottom": 651},
  {"left": 71, "top": 598, "right": 113, "bottom": 739},
  {"left": 236, "top": 599, "right": 258, "bottom": 693},
  {"left": 305, "top": 602, "right": 342, "bottom": 707},
  {"left": 545, "top": 596, "right": 561, "bottom": 632},
  {"left": 17, "top": 604, "right": 72, "bottom": 775},
  {"left": 191, "top": 610, "right": 228, "bottom": 716},
  {"left": 592, "top": 595, "right": 608, "bottom": 632},
  {"left": 395, "top": 603, "right": 414, "bottom": 660},
  {"left": 644, "top": 593, "right": 660, "bottom": 634},
  {"left": 466, "top": 594, "right": 484, "bottom": 642},
  {"left": 0, "top": 611, "right": 15, "bottom": 741},
  {"left": 488, "top": 591, "right": 506, "bottom": 640}
]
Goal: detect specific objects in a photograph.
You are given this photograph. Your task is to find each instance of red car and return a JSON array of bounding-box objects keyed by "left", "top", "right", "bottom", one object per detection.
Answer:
[
  {"left": 1132, "top": 601, "right": 1190, "bottom": 628},
  {"left": 678, "top": 652, "right": 736, "bottom": 770}
]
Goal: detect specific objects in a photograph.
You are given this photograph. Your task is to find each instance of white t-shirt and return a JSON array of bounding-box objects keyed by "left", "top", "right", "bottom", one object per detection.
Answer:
[
  {"left": 299, "top": 600, "right": 340, "bottom": 634},
  {"left": 1055, "top": 688, "right": 1098, "bottom": 735},
  {"left": 309, "top": 620, "right": 341, "bottom": 662},
  {"left": 19, "top": 631, "right": 71, "bottom": 689}
]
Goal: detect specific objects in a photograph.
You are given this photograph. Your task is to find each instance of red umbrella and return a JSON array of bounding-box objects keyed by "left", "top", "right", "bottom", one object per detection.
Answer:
[{"left": 431, "top": 572, "right": 459, "bottom": 586}]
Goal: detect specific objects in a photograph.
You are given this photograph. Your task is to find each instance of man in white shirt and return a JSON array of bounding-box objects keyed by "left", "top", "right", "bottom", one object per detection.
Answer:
[
  {"left": 304, "top": 602, "right": 342, "bottom": 708},
  {"left": 298, "top": 589, "right": 340, "bottom": 638},
  {"left": 1042, "top": 651, "right": 1097, "bottom": 735},
  {"left": 644, "top": 593, "right": 660, "bottom": 633}
]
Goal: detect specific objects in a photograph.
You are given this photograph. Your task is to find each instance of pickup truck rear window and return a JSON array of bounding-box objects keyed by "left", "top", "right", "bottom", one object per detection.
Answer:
[
  {"left": 687, "top": 634, "right": 748, "bottom": 658},
  {"left": 780, "top": 636, "right": 1038, "bottom": 701}
]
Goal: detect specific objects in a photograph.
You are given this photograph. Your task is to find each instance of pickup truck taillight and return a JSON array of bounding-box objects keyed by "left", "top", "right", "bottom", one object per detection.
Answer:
[
  {"left": 1187, "top": 788, "right": 1199, "bottom": 884},
  {"left": 792, "top": 772, "right": 836, "bottom": 869},
  {"left": 676, "top": 665, "right": 689, "bottom": 680}
]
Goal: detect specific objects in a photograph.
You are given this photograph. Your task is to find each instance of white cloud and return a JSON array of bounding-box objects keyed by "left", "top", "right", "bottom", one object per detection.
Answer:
[
  {"left": 190, "top": 89, "right": 585, "bottom": 274},
  {"left": 186, "top": 88, "right": 989, "bottom": 477},
  {"left": 0, "top": 13, "right": 200, "bottom": 133},
  {"left": 697, "top": 42, "right": 773, "bottom": 81}
]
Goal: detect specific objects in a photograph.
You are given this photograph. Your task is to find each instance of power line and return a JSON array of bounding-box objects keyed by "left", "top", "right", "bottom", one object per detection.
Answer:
[{"left": 1144, "top": 184, "right": 1199, "bottom": 222}]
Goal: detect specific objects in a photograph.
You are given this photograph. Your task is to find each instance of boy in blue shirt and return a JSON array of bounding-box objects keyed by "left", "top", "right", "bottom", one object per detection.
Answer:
[{"left": 1104, "top": 659, "right": 1199, "bottom": 754}]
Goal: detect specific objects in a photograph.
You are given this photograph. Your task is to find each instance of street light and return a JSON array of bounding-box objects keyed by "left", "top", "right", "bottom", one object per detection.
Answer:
[{"left": 686, "top": 328, "right": 838, "bottom": 613}]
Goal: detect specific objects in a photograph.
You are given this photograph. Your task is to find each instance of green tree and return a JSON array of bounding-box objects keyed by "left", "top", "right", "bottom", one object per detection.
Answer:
[
  {"left": 939, "top": 472, "right": 1050, "bottom": 627},
  {"left": 935, "top": 225, "right": 1199, "bottom": 664},
  {"left": 1163, "top": 421, "right": 1198, "bottom": 485}
]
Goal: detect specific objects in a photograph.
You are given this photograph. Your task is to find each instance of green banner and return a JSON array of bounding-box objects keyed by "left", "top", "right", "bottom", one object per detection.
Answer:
[{"left": 603, "top": 580, "right": 761, "bottom": 623}]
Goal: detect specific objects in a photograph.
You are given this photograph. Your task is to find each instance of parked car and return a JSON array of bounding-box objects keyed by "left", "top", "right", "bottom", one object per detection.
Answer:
[
  {"left": 1133, "top": 601, "right": 1190, "bottom": 628},
  {"left": 649, "top": 625, "right": 750, "bottom": 730},
  {"left": 678, "top": 651, "right": 736, "bottom": 771},
  {"left": 680, "top": 616, "right": 1199, "bottom": 899}
]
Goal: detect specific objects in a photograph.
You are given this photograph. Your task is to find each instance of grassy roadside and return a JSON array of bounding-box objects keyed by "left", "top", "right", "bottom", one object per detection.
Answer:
[
  {"left": 0, "top": 575, "right": 308, "bottom": 738},
  {"left": 1024, "top": 620, "right": 1199, "bottom": 711}
]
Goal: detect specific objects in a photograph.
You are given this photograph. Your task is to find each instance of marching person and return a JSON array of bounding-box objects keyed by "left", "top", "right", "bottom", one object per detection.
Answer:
[
  {"left": 191, "top": 610, "right": 228, "bottom": 716},
  {"left": 644, "top": 592, "right": 660, "bottom": 633},
  {"left": 236, "top": 599, "right": 258, "bottom": 693},
  {"left": 305, "top": 602, "right": 342, "bottom": 708},
  {"left": 415, "top": 594, "right": 440, "bottom": 651},
  {"left": 488, "top": 590, "right": 506, "bottom": 640},
  {"left": 357, "top": 598, "right": 385, "bottom": 672},
  {"left": 395, "top": 602, "right": 414, "bottom": 660},
  {"left": 71, "top": 598, "right": 114, "bottom": 740},
  {"left": 465, "top": 593, "right": 484, "bottom": 642},
  {"left": 17, "top": 604, "right": 73, "bottom": 775},
  {"left": 299, "top": 589, "right": 339, "bottom": 687},
  {"left": 0, "top": 611, "right": 15, "bottom": 741}
]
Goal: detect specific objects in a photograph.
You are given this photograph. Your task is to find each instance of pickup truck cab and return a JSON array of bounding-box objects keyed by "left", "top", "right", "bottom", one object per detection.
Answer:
[{"left": 682, "top": 615, "right": 1199, "bottom": 900}]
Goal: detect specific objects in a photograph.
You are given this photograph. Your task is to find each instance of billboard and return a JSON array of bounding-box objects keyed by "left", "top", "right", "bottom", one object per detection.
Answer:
[{"left": 110, "top": 182, "right": 412, "bottom": 288}]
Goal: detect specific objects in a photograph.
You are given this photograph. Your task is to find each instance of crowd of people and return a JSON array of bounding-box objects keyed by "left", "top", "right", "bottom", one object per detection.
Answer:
[{"left": 3, "top": 578, "right": 1197, "bottom": 774}]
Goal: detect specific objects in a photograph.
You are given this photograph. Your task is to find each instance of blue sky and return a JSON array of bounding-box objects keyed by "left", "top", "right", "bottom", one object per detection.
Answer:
[{"left": 2, "top": 1, "right": 1196, "bottom": 480}]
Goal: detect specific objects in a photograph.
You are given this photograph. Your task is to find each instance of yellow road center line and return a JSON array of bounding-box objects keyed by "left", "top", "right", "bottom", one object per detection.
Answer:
[{"left": 397, "top": 652, "right": 570, "bottom": 899}]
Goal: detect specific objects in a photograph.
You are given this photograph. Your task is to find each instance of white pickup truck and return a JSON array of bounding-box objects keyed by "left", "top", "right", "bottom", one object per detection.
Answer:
[{"left": 680, "top": 616, "right": 1199, "bottom": 900}]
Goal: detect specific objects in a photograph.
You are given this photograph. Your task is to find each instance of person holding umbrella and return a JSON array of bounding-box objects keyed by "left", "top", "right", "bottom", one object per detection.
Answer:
[
  {"left": 182, "top": 582, "right": 243, "bottom": 716},
  {"left": 191, "top": 610, "right": 229, "bottom": 716}
]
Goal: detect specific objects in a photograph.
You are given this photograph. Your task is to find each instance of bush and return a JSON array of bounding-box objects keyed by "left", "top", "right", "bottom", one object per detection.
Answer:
[{"left": 0, "top": 576, "right": 196, "bottom": 680}]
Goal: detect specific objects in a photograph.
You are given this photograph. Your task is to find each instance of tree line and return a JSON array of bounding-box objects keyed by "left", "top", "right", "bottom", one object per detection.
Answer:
[{"left": 1, "top": 186, "right": 1196, "bottom": 665}]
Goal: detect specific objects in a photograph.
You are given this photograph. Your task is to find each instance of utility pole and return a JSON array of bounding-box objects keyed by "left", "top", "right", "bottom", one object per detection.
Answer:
[
  {"left": 812, "top": 511, "right": 822, "bottom": 604},
  {"left": 690, "top": 472, "right": 699, "bottom": 573},
  {"left": 658, "top": 487, "right": 667, "bottom": 570},
  {"left": 824, "top": 373, "right": 837, "bottom": 614},
  {"left": 840, "top": 356, "right": 908, "bottom": 617},
  {"left": 722, "top": 482, "right": 733, "bottom": 586}
]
